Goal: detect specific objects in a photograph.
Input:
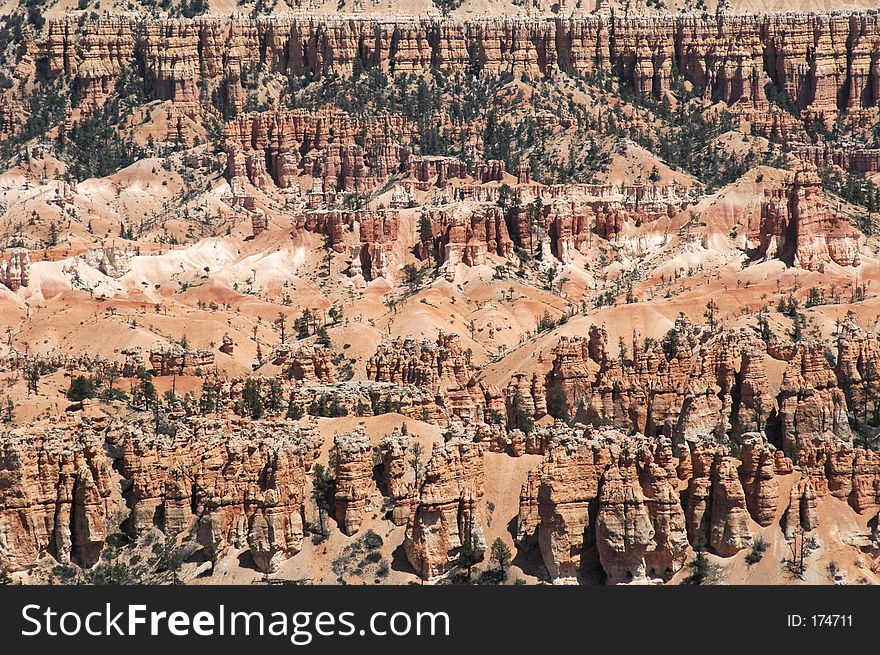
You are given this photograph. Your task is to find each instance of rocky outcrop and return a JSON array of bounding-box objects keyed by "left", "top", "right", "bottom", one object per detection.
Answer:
[
  {"left": 0, "top": 416, "right": 322, "bottom": 574},
  {"left": 536, "top": 320, "right": 871, "bottom": 455},
  {"left": 278, "top": 344, "right": 336, "bottom": 384},
  {"left": 596, "top": 465, "right": 655, "bottom": 584},
  {"left": 404, "top": 437, "right": 486, "bottom": 579},
  {"left": 358, "top": 210, "right": 399, "bottom": 281},
  {"left": 793, "top": 143, "right": 880, "bottom": 175},
  {"left": 378, "top": 429, "right": 415, "bottom": 525},
  {"left": 641, "top": 459, "right": 688, "bottom": 577},
  {"left": 784, "top": 475, "right": 820, "bottom": 539},
  {"left": 835, "top": 319, "right": 880, "bottom": 428},
  {"left": 683, "top": 442, "right": 752, "bottom": 556},
  {"left": 506, "top": 372, "right": 547, "bottom": 436},
  {"left": 119, "top": 418, "right": 322, "bottom": 573},
  {"left": 219, "top": 334, "right": 235, "bottom": 356},
  {"left": 546, "top": 336, "right": 593, "bottom": 419},
  {"left": 81, "top": 247, "right": 133, "bottom": 278},
  {"left": 709, "top": 456, "right": 753, "bottom": 557},
  {"left": 0, "top": 420, "right": 118, "bottom": 570},
  {"left": 777, "top": 340, "right": 850, "bottom": 453},
  {"left": 517, "top": 429, "right": 690, "bottom": 583},
  {"left": 733, "top": 343, "right": 775, "bottom": 438},
  {"left": 796, "top": 439, "right": 880, "bottom": 516},
  {"left": 418, "top": 205, "right": 514, "bottom": 267},
  {"left": 38, "top": 15, "right": 880, "bottom": 116},
  {"left": 292, "top": 210, "right": 354, "bottom": 252},
  {"left": 333, "top": 428, "right": 375, "bottom": 536},
  {"left": 757, "top": 168, "right": 861, "bottom": 271},
  {"left": 149, "top": 346, "right": 215, "bottom": 376},
  {"left": 225, "top": 109, "right": 408, "bottom": 192},
  {"left": 738, "top": 436, "right": 780, "bottom": 527},
  {"left": 409, "top": 156, "right": 467, "bottom": 185},
  {"left": 547, "top": 319, "right": 741, "bottom": 440},
  {"left": 0, "top": 249, "right": 30, "bottom": 291},
  {"left": 366, "top": 333, "right": 473, "bottom": 394}
]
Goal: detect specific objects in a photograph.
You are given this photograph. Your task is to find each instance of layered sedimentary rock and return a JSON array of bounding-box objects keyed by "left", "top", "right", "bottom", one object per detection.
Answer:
[
  {"left": 517, "top": 429, "right": 691, "bottom": 583},
  {"left": 118, "top": 418, "right": 322, "bottom": 573},
  {"left": 546, "top": 320, "right": 737, "bottom": 440},
  {"left": 539, "top": 319, "right": 865, "bottom": 454},
  {"left": 418, "top": 205, "right": 514, "bottom": 267},
  {"left": 0, "top": 419, "right": 119, "bottom": 570},
  {"left": 738, "top": 436, "right": 780, "bottom": 527},
  {"left": 777, "top": 340, "right": 851, "bottom": 453},
  {"left": 404, "top": 437, "right": 486, "bottom": 578},
  {"left": 757, "top": 168, "right": 860, "bottom": 271},
  {"left": 358, "top": 210, "right": 399, "bottom": 281},
  {"left": 793, "top": 144, "right": 880, "bottom": 174},
  {"left": 333, "top": 428, "right": 375, "bottom": 536},
  {"left": 784, "top": 475, "right": 820, "bottom": 539},
  {"left": 38, "top": 14, "right": 880, "bottom": 116},
  {"left": 292, "top": 210, "right": 353, "bottom": 251},
  {"left": 708, "top": 456, "right": 753, "bottom": 557},
  {"left": 378, "top": 429, "right": 415, "bottom": 525},
  {"left": 366, "top": 332, "right": 473, "bottom": 393},
  {"left": 81, "top": 247, "right": 133, "bottom": 278},
  {"left": 546, "top": 336, "right": 593, "bottom": 417},
  {"left": 277, "top": 344, "right": 336, "bottom": 383},
  {"left": 733, "top": 343, "right": 775, "bottom": 438},
  {"left": 596, "top": 465, "right": 655, "bottom": 584},
  {"left": 149, "top": 346, "right": 215, "bottom": 375},
  {"left": 0, "top": 416, "right": 322, "bottom": 573},
  {"left": 506, "top": 372, "right": 548, "bottom": 435},
  {"left": 683, "top": 442, "right": 752, "bottom": 556},
  {"left": 219, "top": 335, "right": 235, "bottom": 355},
  {"left": 0, "top": 249, "right": 30, "bottom": 291},
  {"left": 517, "top": 435, "right": 632, "bottom": 581},
  {"left": 209, "top": 376, "right": 447, "bottom": 425},
  {"left": 835, "top": 319, "right": 880, "bottom": 428},
  {"left": 641, "top": 458, "right": 688, "bottom": 577},
  {"left": 798, "top": 440, "right": 880, "bottom": 516},
  {"left": 224, "top": 108, "right": 409, "bottom": 192}
]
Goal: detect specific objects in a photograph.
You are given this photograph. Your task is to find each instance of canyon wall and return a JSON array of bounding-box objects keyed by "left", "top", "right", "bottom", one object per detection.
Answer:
[
  {"left": 517, "top": 426, "right": 879, "bottom": 583},
  {"left": 757, "top": 168, "right": 861, "bottom": 271},
  {"left": 0, "top": 415, "right": 323, "bottom": 574},
  {"left": 36, "top": 12, "right": 880, "bottom": 116},
  {"left": 538, "top": 319, "right": 860, "bottom": 454}
]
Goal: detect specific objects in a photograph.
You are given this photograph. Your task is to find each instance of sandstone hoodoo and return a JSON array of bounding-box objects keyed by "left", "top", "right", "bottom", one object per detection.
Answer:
[
  {"left": 333, "top": 428, "right": 375, "bottom": 536},
  {"left": 757, "top": 168, "right": 861, "bottom": 271},
  {"left": 1, "top": 4, "right": 880, "bottom": 589},
  {"left": 1, "top": 416, "right": 322, "bottom": 575},
  {"left": 29, "top": 14, "right": 880, "bottom": 118},
  {"left": 404, "top": 437, "right": 487, "bottom": 579}
]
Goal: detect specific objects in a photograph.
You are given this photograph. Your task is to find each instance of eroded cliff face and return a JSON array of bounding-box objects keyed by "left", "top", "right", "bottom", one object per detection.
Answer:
[
  {"left": 515, "top": 430, "right": 695, "bottom": 583},
  {"left": 757, "top": 168, "right": 861, "bottom": 271},
  {"left": 2, "top": 394, "right": 877, "bottom": 583},
  {"left": 517, "top": 427, "right": 879, "bottom": 583},
  {"left": 224, "top": 109, "right": 411, "bottom": 193},
  {"left": 403, "top": 437, "right": 486, "bottom": 579},
  {"left": 378, "top": 429, "right": 415, "bottom": 526},
  {"left": 418, "top": 205, "right": 515, "bottom": 268},
  {"left": 539, "top": 318, "right": 863, "bottom": 454},
  {"left": 0, "top": 417, "right": 121, "bottom": 570},
  {"left": 0, "top": 415, "right": 322, "bottom": 574},
  {"left": 333, "top": 428, "right": 375, "bottom": 536},
  {"left": 366, "top": 332, "right": 473, "bottom": 393},
  {"left": 36, "top": 13, "right": 880, "bottom": 116},
  {"left": 0, "top": 249, "right": 30, "bottom": 292}
]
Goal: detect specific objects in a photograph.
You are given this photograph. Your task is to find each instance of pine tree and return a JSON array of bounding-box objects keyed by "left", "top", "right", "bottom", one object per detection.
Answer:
[
  {"left": 490, "top": 538, "right": 512, "bottom": 579},
  {"left": 242, "top": 379, "right": 264, "bottom": 419},
  {"left": 311, "top": 464, "right": 334, "bottom": 538}
]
